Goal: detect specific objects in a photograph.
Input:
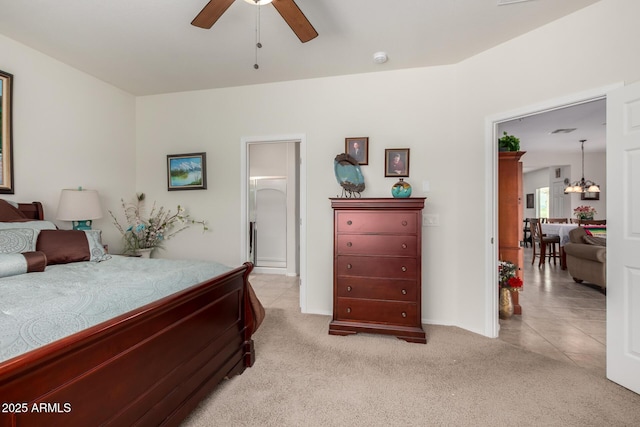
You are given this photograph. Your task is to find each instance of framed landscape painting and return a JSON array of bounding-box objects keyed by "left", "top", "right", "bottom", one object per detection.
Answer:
[{"left": 167, "top": 152, "right": 207, "bottom": 191}]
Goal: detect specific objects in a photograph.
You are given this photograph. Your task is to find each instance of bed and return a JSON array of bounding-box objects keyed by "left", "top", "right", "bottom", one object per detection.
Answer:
[{"left": 0, "top": 201, "right": 263, "bottom": 426}]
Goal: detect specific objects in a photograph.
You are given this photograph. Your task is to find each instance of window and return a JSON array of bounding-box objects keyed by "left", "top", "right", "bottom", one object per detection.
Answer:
[{"left": 536, "top": 187, "right": 549, "bottom": 218}]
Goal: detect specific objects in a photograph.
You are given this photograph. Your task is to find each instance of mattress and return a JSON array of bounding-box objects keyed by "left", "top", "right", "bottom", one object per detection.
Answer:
[{"left": 0, "top": 256, "right": 233, "bottom": 363}]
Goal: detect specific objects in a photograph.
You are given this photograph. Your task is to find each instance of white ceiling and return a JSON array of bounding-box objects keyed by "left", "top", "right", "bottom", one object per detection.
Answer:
[
  {"left": 0, "top": 0, "right": 600, "bottom": 96},
  {"left": 499, "top": 98, "right": 607, "bottom": 157}
]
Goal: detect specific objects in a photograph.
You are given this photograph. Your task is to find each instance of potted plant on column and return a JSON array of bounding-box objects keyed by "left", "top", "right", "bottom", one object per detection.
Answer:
[{"left": 498, "top": 131, "right": 521, "bottom": 152}]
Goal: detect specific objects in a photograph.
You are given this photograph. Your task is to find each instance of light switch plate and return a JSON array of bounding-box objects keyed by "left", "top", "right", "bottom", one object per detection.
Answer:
[{"left": 423, "top": 214, "right": 439, "bottom": 226}]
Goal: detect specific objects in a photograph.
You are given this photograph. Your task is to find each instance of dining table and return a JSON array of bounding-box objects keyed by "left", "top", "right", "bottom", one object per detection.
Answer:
[{"left": 541, "top": 223, "right": 579, "bottom": 270}]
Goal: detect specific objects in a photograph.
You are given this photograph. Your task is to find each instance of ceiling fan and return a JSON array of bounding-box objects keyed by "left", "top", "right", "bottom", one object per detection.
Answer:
[{"left": 192, "top": 0, "right": 318, "bottom": 43}]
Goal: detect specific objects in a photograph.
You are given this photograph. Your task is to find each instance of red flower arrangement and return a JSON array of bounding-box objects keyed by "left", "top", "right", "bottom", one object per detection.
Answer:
[{"left": 507, "top": 276, "right": 523, "bottom": 291}]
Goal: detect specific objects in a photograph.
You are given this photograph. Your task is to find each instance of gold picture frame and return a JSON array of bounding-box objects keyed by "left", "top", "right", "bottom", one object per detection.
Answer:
[{"left": 0, "top": 70, "right": 14, "bottom": 194}]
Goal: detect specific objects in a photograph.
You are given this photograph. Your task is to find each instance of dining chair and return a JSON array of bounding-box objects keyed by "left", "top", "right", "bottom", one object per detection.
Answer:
[
  {"left": 579, "top": 219, "right": 607, "bottom": 226},
  {"left": 570, "top": 218, "right": 580, "bottom": 224},
  {"left": 522, "top": 218, "right": 532, "bottom": 248},
  {"left": 530, "top": 218, "right": 561, "bottom": 267},
  {"left": 547, "top": 218, "right": 568, "bottom": 224}
]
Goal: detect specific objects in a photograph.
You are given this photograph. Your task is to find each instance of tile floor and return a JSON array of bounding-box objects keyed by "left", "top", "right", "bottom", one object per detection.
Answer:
[
  {"left": 250, "top": 246, "right": 607, "bottom": 377},
  {"left": 498, "top": 246, "right": 606, "bottom": 376}
]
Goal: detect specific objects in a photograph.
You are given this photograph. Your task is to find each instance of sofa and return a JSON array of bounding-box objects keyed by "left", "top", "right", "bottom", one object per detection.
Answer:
[{"left": 563, "top": 227, "right": 606, "bottom": 289}]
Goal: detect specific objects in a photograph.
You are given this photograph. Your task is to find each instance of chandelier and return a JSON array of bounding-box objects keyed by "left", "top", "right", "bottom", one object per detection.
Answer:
[{"left": 564, "top": 139, "right": 600, "bottom": 193}]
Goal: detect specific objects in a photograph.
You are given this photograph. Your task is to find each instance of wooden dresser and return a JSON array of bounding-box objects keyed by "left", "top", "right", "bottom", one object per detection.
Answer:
[
  {"left": 498, "top": 151, "right": 526, "bottom": 315},
  {"left": 329, "top": 197, "right": 426, "bottom": 343}
]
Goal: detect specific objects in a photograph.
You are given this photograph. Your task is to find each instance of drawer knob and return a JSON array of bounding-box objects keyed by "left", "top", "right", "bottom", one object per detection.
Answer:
[
  {"left": 347, "top": 220, "right": 353, "bottom": 226},
  {"left": 401, "top": 312, "right": 407, "bottom": 318},
  {"left": 401, "top": 266, "right": 407, "bottom": 272},
  {"left": 346, "top": 307, "right": 352, "bottom": 313},
  {"left": 347, "top": 263, "right": 352, "bottom": 269},
  {"left": 401, "top": 243, "right": 407, "bottom": 249},
  {"left": 401, "top": 289, "right": 407, "bottom": 295},
  {"left": 347, "top": 286, "right": 352, "bottom": 292},
  {"left": 346, "top": 242, "right": 353, "bottom": 247},
  {"left": 402, "top": 220, "right": 408, "bottom": 226}
]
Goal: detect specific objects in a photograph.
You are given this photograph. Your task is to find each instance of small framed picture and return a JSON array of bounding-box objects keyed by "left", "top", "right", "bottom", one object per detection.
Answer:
[
  {"left": 385, "top": 148, "right": 410, "bottom": 177},
  {"left": 167, "top": 152, "right": 207, "bottom": 191},
  {"left": 555, "top": 168, "right": 561, "bottom": 179},
  {"left": 345, "top": 137, "right": 368, "bottom": 165},
  {"left": 526, "top": 193, "right": 534, "bottom": 209}
]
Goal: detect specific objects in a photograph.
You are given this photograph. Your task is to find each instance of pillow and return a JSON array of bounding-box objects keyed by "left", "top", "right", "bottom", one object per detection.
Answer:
[
  {"left": 583, "top": 235, "right": 607, "bottom": 247},
  {"left": 0, "top": 220, "right": 57, "bottom": 231},
  {"left": 0, "top": 228, "right": 40, "bottom": 254},
  {"left": 0, "top": 251, "right": 47, "bottom": 278},
  {"left": 0, "top": 199, "right": 28, "bottom": 221},
  {"left": 36, "top": 229, "right": 111, "bottom": 265}
]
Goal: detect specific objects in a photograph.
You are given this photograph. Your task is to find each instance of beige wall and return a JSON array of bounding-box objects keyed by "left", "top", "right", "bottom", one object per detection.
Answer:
[
  {"left": 452, "top": 0, "right": 637, "bottom": 333},
  {"left": 2, "top": 0, "right": 637, "bottom": 336},
  {"left": 137, "top": 0, "right": 640, "bottom": 335},
  {"left": 0, "top": 33, "right": 136, "bottom": 249}
]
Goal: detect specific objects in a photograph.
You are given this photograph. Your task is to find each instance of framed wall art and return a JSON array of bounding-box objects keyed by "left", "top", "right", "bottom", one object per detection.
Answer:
[
  {"left": 526, "top": 193, "right": 534, "bottom": 209},
  {"left": 345, "top": 137, "right": 368, "bottom": 165},
  {"left": 384, "top": 148, "right": 410, "bottom": 177},
  {"left": 581, "top": 191, "right": 600, "bottom": 201},
  {"left": 167, "top": 152, "right": 207, "bottom": 191},
  {"left": 0, "top": 70, "right": 14, "bottom": 194}
]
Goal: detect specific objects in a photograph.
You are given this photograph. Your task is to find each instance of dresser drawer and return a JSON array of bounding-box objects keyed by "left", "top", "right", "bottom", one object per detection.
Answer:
[
  {"left": 336, "top": 211, "right": 417, "bottom": 234},
  {"left": 337, "top": 255, "right": 417, "bottom": 279},
  {"left": 335, "top": 298, "right": 418, "bottom": 326},
  {"left": 336, "top": 234, "right": 417, "bottom": 256},
  {"left": 336, "top": 277, "right": 416, "bottom": 301}
]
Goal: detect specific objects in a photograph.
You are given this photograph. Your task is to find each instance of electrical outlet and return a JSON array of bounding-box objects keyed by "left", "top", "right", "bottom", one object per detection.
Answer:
[{"left": 423, "top": 214, "right": 439, "bottom": 226}]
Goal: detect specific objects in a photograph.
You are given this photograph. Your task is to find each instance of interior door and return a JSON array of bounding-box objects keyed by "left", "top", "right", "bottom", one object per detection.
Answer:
[
  {"left": 550, "top": 181, "right": 566, "bottom": 218},
  {"left": 606, "top": 81, "right": 640, "bottom": 394},
  {"left": 255, "top": 178, "right": 287, "bottom": 268}
]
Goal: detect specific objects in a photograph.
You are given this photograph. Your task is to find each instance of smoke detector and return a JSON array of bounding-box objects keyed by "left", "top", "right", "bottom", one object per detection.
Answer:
[{"left": 373, "top": 52, "right": 388, "bottom": 64}]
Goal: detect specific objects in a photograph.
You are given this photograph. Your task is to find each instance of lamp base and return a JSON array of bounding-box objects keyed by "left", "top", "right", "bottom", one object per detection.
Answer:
[{"left": 72, "top": 220, "right": 93, "bottom": 230}]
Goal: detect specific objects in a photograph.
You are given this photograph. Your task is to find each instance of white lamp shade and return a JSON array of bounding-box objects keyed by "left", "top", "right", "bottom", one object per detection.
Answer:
[{"left": 56, "top": 189, "right": 103, "bottom": 221}]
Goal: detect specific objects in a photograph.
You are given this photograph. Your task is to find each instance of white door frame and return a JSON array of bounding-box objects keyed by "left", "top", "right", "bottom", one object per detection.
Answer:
[
  {"left": 485, "top": 84, "right": 621, "bottom": 338},
  {"left": 240, "top": 134, "right": 307, "bottom": 310}
]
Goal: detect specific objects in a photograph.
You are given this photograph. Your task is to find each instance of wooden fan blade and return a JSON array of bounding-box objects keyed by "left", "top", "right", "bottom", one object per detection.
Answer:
[
  {"left": 272, "top": 0, "right": 318, "bottom": 43},
  {"left": 191, "top": 0, "right": 236, "bottom": 29}
]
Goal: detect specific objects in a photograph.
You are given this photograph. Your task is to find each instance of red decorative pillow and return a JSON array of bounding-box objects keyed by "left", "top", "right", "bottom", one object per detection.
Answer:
[{"left": 36, "top": 229, "right": 109, "bottom": 265}]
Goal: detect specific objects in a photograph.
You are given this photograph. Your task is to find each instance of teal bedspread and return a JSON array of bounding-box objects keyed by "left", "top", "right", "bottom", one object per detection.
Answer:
[{"left": 0, "top": 256, "right": 233, "bottom": 363}]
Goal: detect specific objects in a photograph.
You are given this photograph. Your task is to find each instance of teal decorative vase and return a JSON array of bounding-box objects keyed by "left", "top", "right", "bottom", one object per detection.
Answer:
[{"left": 391, "top": 179, "right": 412, "bottom": 198}]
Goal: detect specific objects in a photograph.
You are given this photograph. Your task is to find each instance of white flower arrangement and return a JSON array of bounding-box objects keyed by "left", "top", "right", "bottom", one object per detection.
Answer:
[{"left": 109, "top": 193, "right": 208, "bottom": 254}]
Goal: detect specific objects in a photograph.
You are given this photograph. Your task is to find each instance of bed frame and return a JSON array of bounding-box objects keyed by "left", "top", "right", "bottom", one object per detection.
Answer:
[{"left": 0, "top": 202, "right": 256, "bottom": 426}]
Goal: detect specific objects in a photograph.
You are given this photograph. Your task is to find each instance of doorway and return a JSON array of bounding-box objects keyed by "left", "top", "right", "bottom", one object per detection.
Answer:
[
  {"left": 246, "top": 140, "right": 299, "bottom": 276},
  {"left": 240, "top": 134, "right": 306, "bottom": 310},
  {"left": 487, "top": 85, "right": 615, "bottom": 339}
]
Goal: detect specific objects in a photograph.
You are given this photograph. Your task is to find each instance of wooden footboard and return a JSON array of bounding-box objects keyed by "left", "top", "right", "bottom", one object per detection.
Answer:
[{"left": 0, "top": 261, "right": 254, "bottom": 427}]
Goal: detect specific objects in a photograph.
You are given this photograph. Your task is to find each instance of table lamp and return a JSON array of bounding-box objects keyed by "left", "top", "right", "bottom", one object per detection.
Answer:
[{"left": 56, "top": 187, "right": 103, "bottom": 230}]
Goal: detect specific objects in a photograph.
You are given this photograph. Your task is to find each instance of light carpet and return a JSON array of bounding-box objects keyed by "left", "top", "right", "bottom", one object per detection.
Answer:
[{"left": 182, "top": 306, "right": 640, "bottom": 426}]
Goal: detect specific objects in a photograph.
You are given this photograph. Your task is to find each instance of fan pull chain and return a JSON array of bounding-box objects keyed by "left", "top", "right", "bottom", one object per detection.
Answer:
[{"left": 254, "top": 1, "right": 262, "bottom": 70}]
